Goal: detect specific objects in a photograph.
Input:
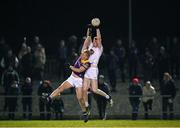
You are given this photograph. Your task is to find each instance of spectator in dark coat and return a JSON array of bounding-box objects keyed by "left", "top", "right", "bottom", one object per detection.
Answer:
[
  {"left": 21, "top": 77, "right": 33, "bottom": 119},
  {"left": 1, "top": 66, "right": 19, "bottom": 112},
  {"left": 33, "top": 44, "right": 46, "bottom": 81},
  {"left": 94, "top": 75, "right": 111, "bottom": 120},
  {"left": 160, "top": 72, "right": 176, "bottom": 119},
  {"left": 114, "top": 39, "right": 126, "bottom": 82},
  {"left": 21, "top": 46, "right": 34, "bottom": 79},
  {"left": 6, "top": 81, "right": 19, "bottom": 119},
  {"left": 170, "top": 37, "right": 180, "bottom": 78},
  {"left": 57, "top": 40, "right": 67, "bottom": 80},
  {"left": 128, "top": 77, "right": 142, "bottom": 120},
  {"left": 106, "top": 49, "right": 118, "bottom": 92},
  {"left": 157, "top": 46, "right": 170, "bottom": 83},
  {"left": 52, "top": 95, "right": 64, "bottom": 120},
  {"left": 0, "top": 37, "right": 10, "bottom": 78},
  {"left": 37, "top": 80, "right": 53, "bottom": 120},
  {"left": 0, "top": 49, "right": 19, "bottom": 70},
  {"left": 142, "top": 49, "right": 154, "bottom": 82},
  {"left": 128, "top": 41, "right": 139, "bottom": 79}
]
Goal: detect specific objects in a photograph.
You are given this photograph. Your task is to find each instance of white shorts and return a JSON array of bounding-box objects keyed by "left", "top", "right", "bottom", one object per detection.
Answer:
[
  {"left": 84, "top": 67, "right": 98, "bottom": 80},
  {"left": 66, "top": 75, "right": 83, "bottom": 88}
]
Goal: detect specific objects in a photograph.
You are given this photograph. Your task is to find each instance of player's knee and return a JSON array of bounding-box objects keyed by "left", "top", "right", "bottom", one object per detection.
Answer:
[
  {"left": 57, "top": 86, "right": 63, "bottom": 93},
  {"left": 83, "top": 87, "right": 88, "bottom": 92}
]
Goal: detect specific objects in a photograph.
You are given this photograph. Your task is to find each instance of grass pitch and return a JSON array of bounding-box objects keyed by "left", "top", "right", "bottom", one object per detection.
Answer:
[{"left": 0, "top": 120, "right": 180, "bottom": 128}]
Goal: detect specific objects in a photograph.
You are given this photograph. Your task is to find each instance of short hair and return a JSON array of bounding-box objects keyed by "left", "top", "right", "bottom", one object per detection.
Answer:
[
  {"left": 43, "top": 80, "right": 51, "bottom": 85},
  {"left": 164, "top": 72, "right": 172, "bottom": 79}
]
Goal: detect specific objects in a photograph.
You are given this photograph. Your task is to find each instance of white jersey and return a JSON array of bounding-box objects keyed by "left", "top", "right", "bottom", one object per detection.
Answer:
[
  {"left": 142, "top": 85, "right": 156, "bottom": 102},
  {"left": 88, "top": 43, "right": 103, "bottom": 66},
  {"left": 84, "top": 43, "right": 103, "bottom": 79}
]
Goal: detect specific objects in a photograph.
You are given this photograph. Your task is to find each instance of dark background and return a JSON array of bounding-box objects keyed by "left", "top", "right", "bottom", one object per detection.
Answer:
[{"left": 0, "top": 0, "right": 180, "bottom": 54}]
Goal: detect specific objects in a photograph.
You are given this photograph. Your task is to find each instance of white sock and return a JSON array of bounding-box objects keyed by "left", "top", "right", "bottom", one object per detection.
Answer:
[
  {"left": 49, "top": 95, "right": 53, "bottom": 99},
  {"left": 105, "top": 95, "right": 110, "bottom": 99},
  {"left": 85, "top": 101, "right": 89, "bottom": 107}
]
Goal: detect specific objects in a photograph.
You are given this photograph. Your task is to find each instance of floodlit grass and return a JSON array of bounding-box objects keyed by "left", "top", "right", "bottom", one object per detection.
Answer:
[{"left": 0, "top": 120, "right": 180, "bottom": 127}]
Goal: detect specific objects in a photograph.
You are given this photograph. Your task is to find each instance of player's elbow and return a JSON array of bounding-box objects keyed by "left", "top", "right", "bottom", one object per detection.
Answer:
[
  {"left": 76, "top": 69, "right": 83, "bottom": 73},
  {"left": 78, "top": 68, "right": 85, "bottom": 73}
]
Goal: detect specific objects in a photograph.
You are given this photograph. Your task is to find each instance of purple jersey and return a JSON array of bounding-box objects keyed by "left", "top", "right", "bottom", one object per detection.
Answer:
[{"left": 73, "top": 57, "right": 90, "bottom": 78}]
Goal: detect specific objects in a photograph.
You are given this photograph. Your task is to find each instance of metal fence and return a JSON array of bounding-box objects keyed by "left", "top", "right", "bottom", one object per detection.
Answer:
[{"left": 0, "top": 94, "right": 179, "bottom": 120}]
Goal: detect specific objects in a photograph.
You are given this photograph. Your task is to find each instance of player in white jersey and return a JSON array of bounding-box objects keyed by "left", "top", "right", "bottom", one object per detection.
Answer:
[{"left": 81, "top": 19, "right": 113, "bottom": 116}]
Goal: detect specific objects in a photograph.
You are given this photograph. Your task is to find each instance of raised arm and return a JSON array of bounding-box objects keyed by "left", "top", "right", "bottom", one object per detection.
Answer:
[
  {"left": 96, "top": 28, "right": 102, "bottom": 48},
  {"left": 81, "top": 27, "right": 92, "bottom": 53}
]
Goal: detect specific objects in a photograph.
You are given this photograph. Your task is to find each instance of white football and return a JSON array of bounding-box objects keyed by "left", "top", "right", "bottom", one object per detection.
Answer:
[{"left": 91, "top": 18, "right": 100, "bottom": 27}]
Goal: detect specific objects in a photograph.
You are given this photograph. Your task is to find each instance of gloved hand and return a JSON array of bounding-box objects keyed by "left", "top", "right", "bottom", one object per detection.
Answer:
[
  {"left": 87, "top": 24, "right": 93, "bottom": 37},
  {"left": 87, "top": 24, "right": 93, "bottom": 29},
  {"left": 64, "top": 62, "right": 71, "bottom": 69}
]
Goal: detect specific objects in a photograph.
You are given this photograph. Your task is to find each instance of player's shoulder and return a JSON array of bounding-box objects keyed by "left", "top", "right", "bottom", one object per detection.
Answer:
[{"left": 81, "top": 59, "right": 89, "bottom": 64}]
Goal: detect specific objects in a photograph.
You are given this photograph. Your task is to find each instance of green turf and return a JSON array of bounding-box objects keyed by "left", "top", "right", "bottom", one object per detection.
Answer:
[{"left": 0, "top": 120, "right": 180, "bottom": 127}]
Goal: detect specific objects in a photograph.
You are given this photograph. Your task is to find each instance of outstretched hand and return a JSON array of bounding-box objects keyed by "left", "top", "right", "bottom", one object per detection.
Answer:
[{"left": 69, "top": 65, "right": 73, "bottom": 69}]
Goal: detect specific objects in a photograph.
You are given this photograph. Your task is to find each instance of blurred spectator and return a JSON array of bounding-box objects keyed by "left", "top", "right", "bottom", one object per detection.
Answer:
[
  {"left": 94, "top": 75, "right": 110, "bottom": 120},
  {"left": 0, "top": 37, "right": 10, "bottom": 78},
  {"left": 157, "top": 46, "right": 170, "bottom": 83},
  {"left": 0, "top": 37, "right": 10, "bottom": 61},
  {"left": 18, "top": 39, "right": 28, "bottom": 78},
  {"left": 18, "top": 38, "right": 28, "bottom": 60},
  {"left": 128, "top": 77, "right": 142, "bottom": 120},
  {"left": 57, "top": 40, "right": 67, "bottom": 80},
  {"left": 87, "top": 90, "right": 93, "bottom": 110},
  {"left": 0, "top": 49, "right": 19, "bottom": 70},
  {"left": 37, "top": 80, "right": 53, "bottom": 120},
  {"left": 31, "top": 36, "right": 41, "bottom": 54},
  {"left": 33, "top": 44, "right": 46, "bottom": 81},
  {"left": 66, "top": 48, "right": 78, "bottom": 69},
  {"left": 160, "top": 72, "right": 176, "bottom": 119},
  {"left": 142, "top": 49, "right": 154, "bottom": 82},
  {"left": 142, "top": 81, "right": 156, "bottom": 119},
  {"left": 78, "top": 36, "right": 86, "bottom": 54},
  {"left": 7, "top": 81, "right": 19, "bottom": 119},
  {"left": 1, "top": 66, "right": 19, "bottom": 112},
  {"left": 67, "top": 35, "right": 78, "bottom": 56},
  {"left": 170, "top": 37, "right": 180, "bottom": 78},
  {"left": 21, "top": 46, "right": 34, "bottom": 79},
  {"left": 147, "top": 37, "right": 160, "bottom": 60},
  {"left": 147, "top": 37, "right": 160, "bottom": 80},
  {"left": 21, "top": 77, "right": 33, "bottom": 120},
  {"left": 114, "top": 39, "right": 126, "bottom": 82},
  {"left": 128, "top": 41, "right": 139, "bottom": 79},
  {"left": 164, "top": 36, "right": 171, "bottom": 53},
  {"left": 52, "top": 95, "right": 64, "bottom": 120},
  {"left": 98, "top": 52, "right": 107, "bottom": 75},
  {"left": 106, "top": 49, "right": 118, "bottom": 92}
]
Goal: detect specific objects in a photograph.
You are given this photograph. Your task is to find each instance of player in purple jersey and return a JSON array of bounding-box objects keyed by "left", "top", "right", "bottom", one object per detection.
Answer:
[{"left": 47, "top": 50, "right": 91, "bottom": 122}]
